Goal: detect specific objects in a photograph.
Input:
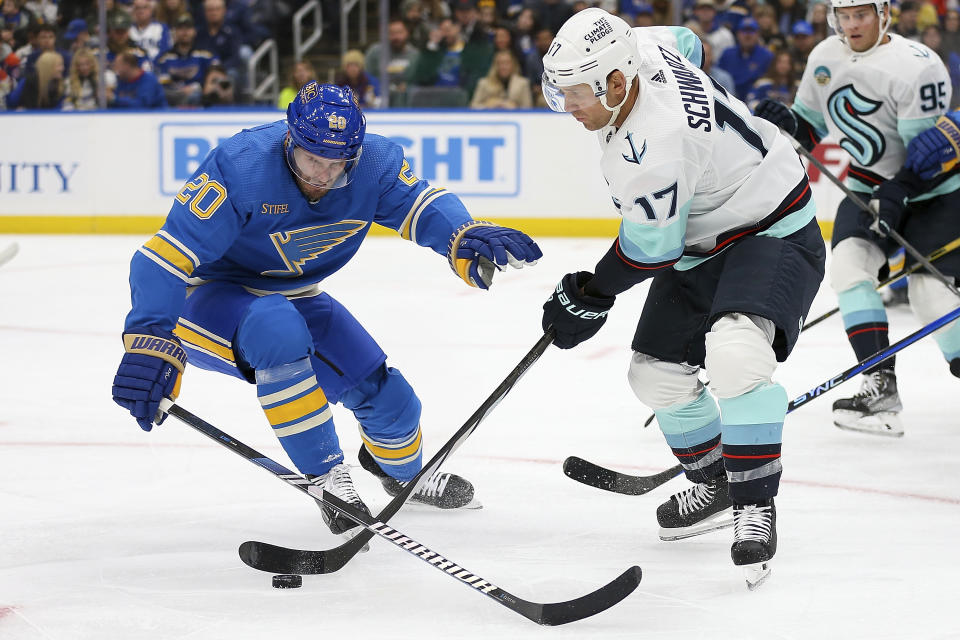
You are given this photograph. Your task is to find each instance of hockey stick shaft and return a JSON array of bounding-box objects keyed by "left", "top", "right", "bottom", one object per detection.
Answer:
[
  {"left": 789, "top": 135, "right": 960, "bottom": 299},
  {"left": 235, "top": 332, "right": 555, "bottom": 575},
  {"left": 569, "top": 304, "right": 960, "bottom": 494},
  {"left": 788, "top": 302, "right": 960, "bottom": 410},
  {"left": 164, "top": 401, "right": 641, "bottom": 625},
  {"left": 801, "top": 235, "right": 960, "bottom": 331}
]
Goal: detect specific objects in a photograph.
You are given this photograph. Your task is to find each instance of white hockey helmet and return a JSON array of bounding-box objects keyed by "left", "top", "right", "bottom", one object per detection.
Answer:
[
  {"left": 827, "top": 0, "right": 892, "bottom": 55},
  {"left": 541, "top": 8, "right": 637, "bottom": 125}
]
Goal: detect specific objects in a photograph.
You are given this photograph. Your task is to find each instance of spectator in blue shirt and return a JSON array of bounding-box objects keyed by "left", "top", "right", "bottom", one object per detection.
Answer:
[
  {"left": 111, "top": 49, "right": 166, "bottom": 108},
  {"left": 194, "top": 0, "right": 240, "bottom": 74},
  {"left": 716, "top": 16, "right": 773, "bottom": 99},
  {"left": 156, "top": 13, "right": 219, "bottom": 106}
]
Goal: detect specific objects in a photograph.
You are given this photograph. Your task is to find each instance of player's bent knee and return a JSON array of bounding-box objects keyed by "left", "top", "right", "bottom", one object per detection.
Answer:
[
  {"left": 705, "top": 313, "right": 777, "bottom": 399},
  {"left": 627, "top": 352, "right": 702, "bottom": 409},
  {"left": 237, "top": 294, "right": 313, "bottom": 369},
  {"left": 830, "top": 237, "right": 887, "bottom": 293},
  {"left": 909, "top": 273, "right": 959, "bottom": 324}
]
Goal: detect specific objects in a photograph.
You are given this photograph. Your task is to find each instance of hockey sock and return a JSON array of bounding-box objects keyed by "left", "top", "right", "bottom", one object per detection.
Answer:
[
  {"left": 256, "top": 357, "right": 343, "bottom": 476},
  {"left": 719, "top": 382, "right": 786, "bottom": 504},
  {"left": 655, "top": 388, "right": 724, "bottom": 483},
  {"left": 838, "top": 282, "right": 893, "bottom": 374},
  {"left": 340, "top": 365, "right": 423, "bottom": 482}
]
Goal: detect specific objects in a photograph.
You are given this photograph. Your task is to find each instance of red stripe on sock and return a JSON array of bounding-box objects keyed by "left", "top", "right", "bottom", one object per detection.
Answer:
[
  {"left": 847, "top": 326, "right": 887, "bottom": 338},
  {"left": 722, "top": 453, "right": 782, "bottom": 459}
]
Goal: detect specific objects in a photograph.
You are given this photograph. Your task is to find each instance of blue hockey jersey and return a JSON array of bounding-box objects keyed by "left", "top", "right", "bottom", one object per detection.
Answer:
[{"left": 125, "top": 120, "right": 472, "bottom": 331}]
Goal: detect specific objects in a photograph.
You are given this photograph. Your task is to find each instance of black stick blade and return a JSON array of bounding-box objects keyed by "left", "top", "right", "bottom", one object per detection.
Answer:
[
  {"left": 240, "top": 540, "right": 328, "bottom": 575},
  {"left": 532, "top": 566, "right": 642, "bottom": 626},
  {"left": 563, "top": 457, "right": 683, "bottom": 496}
]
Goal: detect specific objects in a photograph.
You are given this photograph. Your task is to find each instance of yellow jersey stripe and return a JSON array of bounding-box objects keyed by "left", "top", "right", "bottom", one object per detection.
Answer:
[
  {"left": 138, "top": 248, "right": 191, "bottom": 283},
  {"left": 263, "top": 387, "right": 328, "bottom": 426},
  {"left": 144, "top": 235, "right": 196, "bottom": 276},
  {"left": 174, "top": 323, "right": 236, "bottom": 362},
  {"left": 177, "top": 317, "right": 231, "bottom": 347},
  {"left": 157, "top": 229, "right": 200, "bottom": 266}
]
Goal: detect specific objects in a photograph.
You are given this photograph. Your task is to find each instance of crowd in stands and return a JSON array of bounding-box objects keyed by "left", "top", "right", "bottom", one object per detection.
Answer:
[{"left": 3, "top": 0, "right": 960, "bottom": 111}]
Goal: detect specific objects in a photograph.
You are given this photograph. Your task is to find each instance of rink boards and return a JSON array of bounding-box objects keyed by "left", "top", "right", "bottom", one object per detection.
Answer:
[{"left": 0, "top": 109, "right": 850, "bottom": 236}]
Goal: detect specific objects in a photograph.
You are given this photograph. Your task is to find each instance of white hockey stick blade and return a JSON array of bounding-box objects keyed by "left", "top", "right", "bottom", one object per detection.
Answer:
[{"left": 0, "top": 242, "right": 20, "bottom": 267}]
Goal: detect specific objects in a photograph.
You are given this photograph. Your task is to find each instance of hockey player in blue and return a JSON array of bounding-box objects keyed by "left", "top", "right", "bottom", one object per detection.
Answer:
[{"left": 111, "top": 83, "right": 542, "bottom": 536}]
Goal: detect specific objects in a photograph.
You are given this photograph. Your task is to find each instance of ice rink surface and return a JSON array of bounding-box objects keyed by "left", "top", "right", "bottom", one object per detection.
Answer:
[{"left": 1, "top": 233, "right": 958, "bottom": 640}]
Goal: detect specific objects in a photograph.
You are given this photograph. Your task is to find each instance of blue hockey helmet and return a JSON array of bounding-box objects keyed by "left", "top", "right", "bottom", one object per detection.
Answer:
[{"left": 285, "top": 82, "right": 365, "bottom": 189}]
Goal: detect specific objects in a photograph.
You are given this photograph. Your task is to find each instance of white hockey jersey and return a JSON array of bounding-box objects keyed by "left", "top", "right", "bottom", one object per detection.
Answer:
[
  {"left": 597, "top": 30, "right": 814, "bottom": 273},
  {"left": 792, "top": 34, "right": 958, "bottom": 199}
]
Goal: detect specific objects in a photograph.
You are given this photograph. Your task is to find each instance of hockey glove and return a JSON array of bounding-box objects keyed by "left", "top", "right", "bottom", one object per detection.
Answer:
[
  {"left": 753, "top": 99, "right": 798, "bottom": 136},
  {"left": 868, "top": 180, "right": 909, "bottom": 239},
  {"left": 447, "top": 220, "right": 542, "bottom": 289},
  {"left": 542, "top": 271, "right": 615, "bottom": 349},
  {"left": 905, "top": 112, "right": 960, "bottom": 180},
  {"left": 112, "top": 327, "right": 187, "bottom": 431}
]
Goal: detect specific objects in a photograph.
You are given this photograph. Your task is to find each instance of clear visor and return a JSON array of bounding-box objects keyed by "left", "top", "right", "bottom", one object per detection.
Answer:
[
  {"left": 285, "top": 141, "right": 361, "bottom": 189},
  {"left": 542, "top": 78, "right": 601, "bottom": 113}
]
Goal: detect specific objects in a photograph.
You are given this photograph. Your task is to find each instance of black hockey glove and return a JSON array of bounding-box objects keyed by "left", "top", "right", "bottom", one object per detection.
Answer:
[
  {"left": 542, "top": 271, "right": 615, "bottom": 349},
  {"left": 754, "top": 99, "right": 798, "bottom": 137},
  {"left": 868, "top": 179, "right": 909, "bottom": 239}
]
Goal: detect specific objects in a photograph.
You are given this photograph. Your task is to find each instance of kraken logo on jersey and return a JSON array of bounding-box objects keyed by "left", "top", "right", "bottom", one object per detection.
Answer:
[
  {"left": 262, "top": 221, "right": 368, "bottom": 277},
  {"left": 622, "top": 132, "right": 647, "bottom": 165},
  {"left": 827, "top": 84, "right": 885, "bottom": 166}
]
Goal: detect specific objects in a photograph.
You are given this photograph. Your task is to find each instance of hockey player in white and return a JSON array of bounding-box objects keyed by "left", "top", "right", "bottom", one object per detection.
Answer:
[
  {"left": 755, "top": 0, "right": 960, "bottom": 437},
  {"left": 538, "top": 8, "right": 825, "bottom": 588}
]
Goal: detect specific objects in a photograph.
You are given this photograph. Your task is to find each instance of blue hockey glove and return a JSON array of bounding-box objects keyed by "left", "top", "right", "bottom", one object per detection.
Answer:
[
  {"left": 542, "top": 271, "right": 615, "bottom": 349},
  {"left": 905, "top": 112, "right": 960, "bottom": 180},
  {"left": 112, "top": 327, "right": 187, "bottom": 431},
  {"left": 753, "top": 99, "right": 797, "bottom": 136},
  {"left": 447, "top": 221, "right": 542, "bottom": 289},
  {"left": 868, "top": 180, "right": 909, "bottom": 239}
]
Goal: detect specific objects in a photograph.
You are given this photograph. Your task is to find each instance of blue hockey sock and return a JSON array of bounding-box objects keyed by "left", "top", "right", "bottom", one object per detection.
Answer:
[{"left": 256, "top": 357, "right": 342, "bottom": 476}]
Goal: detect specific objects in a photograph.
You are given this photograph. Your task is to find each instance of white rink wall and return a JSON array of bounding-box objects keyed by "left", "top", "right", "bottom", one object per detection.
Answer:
[{"left": 0, "top": 110, "right": 851, "bottom": 233}]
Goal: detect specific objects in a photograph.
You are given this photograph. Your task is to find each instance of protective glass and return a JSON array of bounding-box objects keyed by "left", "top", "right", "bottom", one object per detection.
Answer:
[
  {"left": 542, "top": 78, "right": 601, "bottom": 113},
  {"left": 285, "top": 141, "right": 361, "bottom": 189}
]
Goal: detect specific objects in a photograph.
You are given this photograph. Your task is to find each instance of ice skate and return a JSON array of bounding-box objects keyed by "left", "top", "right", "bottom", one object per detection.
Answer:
[
  {"left": 832, "top": 370, "right": 904, "bottom": 437},
  {"left": 359, "top": 445, "right": 480, "bottom": 509},
  {"left": 307, "top": 463, "right": 372, "bottom": 551},
  {"left": 656, "top": 474, "right": 734, "bottom": 541},
  {"left": 731, "top": 499, "right": 777, "bottom": 590}
]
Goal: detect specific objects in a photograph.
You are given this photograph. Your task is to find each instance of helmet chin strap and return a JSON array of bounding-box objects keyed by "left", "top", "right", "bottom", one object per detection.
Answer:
[{"left": 601, "top": 75, "right": 635, "bottom": 128}]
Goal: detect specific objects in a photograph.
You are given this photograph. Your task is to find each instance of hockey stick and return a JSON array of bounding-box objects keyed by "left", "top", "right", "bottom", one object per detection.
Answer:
[
  {"left": 565, "top": 303, "right": 960, "bottom": 494},
  {"left": 164, "top": 402, "right": 642, "bottom": 626},
  {"left": 801, "top": 234, "right": 960, "bottom": 331},
  {"left": 240, "top": 331, "right": 555, "bottom": 575},
  {"left": 0, "top": 242, "right": 19, "bottom": 268},
  {"left": 787, "top": 134, "right": 960, "bottom": 300}
]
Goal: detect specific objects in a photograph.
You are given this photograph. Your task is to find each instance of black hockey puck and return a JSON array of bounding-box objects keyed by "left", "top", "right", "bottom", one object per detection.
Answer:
[{"left": 272, "top": 574, "right": 302, "bottom": 589}]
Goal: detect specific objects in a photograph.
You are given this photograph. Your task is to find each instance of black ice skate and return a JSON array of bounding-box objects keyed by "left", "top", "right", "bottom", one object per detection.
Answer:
[
  {"left": 358, "top": 445, "right": 480, "bottom": 509},
  {"left": 307, "top": 463, "right": 373, "bottom": 540},
  {"left": 731, "top": 499, "right": 777, "bottom": 590},
  {"left": 832, "top": 369, "right": 903, "bottom": 437},
  {"left": 656, "top": 474, "right": 734, "bottom": 541}
]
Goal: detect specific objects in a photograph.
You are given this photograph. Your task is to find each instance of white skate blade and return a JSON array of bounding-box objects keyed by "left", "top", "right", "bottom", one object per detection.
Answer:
[
  {"left": 743, "top": 561, "right": 772, "bottom": 590},
  {"left": 659, "top": 508, "right": 734, "bottom": 541},
  {"left": 833, "top": 410, "right": 904, "bottom": 437}
]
